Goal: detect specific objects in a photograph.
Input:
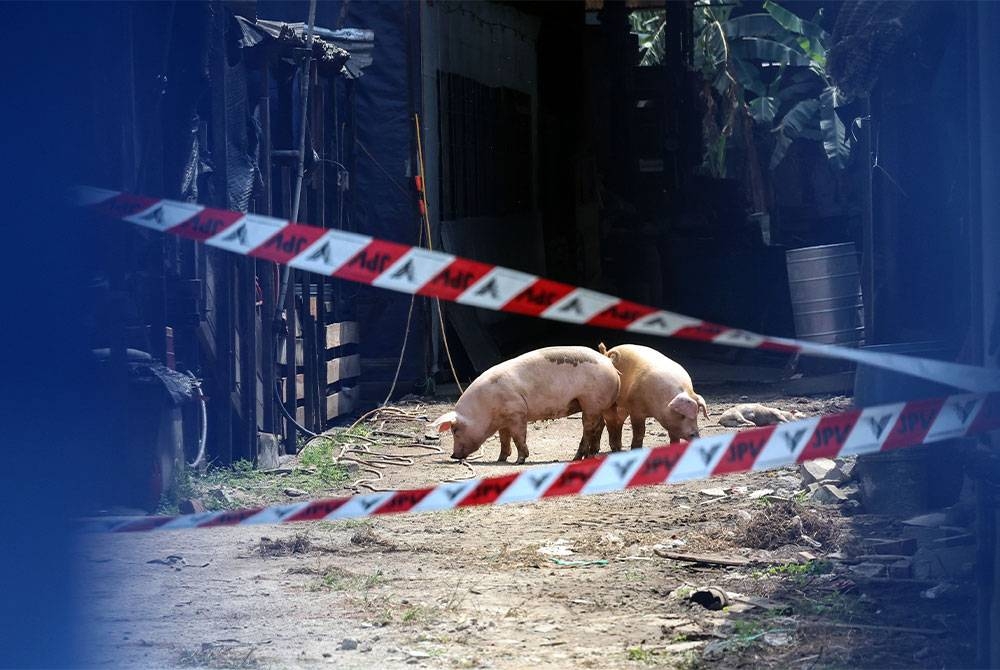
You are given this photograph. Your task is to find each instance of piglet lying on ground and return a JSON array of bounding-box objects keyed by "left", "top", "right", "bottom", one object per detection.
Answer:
[
  {"left": 718, "top": 403, "right": 803, "bottom": 427},
  {"left": 598, "top": 343, "right": 708, "bottom": 448},
  {"left": 430, "top": 346, "right": 620, "bottom": 463}
]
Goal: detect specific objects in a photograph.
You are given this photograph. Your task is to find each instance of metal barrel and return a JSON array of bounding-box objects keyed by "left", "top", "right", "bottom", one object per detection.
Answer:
[{"left": 785, "top": 242, "right": 865, "bottom": 347}]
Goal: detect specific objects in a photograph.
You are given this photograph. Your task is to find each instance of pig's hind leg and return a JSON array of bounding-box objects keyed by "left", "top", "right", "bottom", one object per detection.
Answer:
[
  {"left": 629, "top": 415, "right": 646, "bottom": 449},
  {"left": 498, "top": 429, "right": 513, "bottom": 462},
  {"left": 603, "top": 406, "right": 627, "bottom": 452},
  {"left": 511, "top": 420, "right": 530, "bottom": 464}
]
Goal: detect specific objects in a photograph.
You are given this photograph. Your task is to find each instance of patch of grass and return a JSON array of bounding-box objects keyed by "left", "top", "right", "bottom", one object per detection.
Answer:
[
  {"left": 626, "top": 646, "right": 657, "bottom": 663},
  {"left": 156, "top": 465, "right": 196, "bottom": 515},
  {"left": 314, "top": 566, "right": 385, "bottom": 592},
  {"left": 258, "top": 533, "right": 310, "bottom": 557},
  {"left": 178, "top": 644, "right": 260, "bottom": 669}
]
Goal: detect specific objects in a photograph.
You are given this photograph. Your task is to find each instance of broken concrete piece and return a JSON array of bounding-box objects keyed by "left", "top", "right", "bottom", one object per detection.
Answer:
[
  {"left": 864, "top": 538, "right": 918, "bottom": 556},
  {"left": 836, "top": 459, "right": 856, "bottom": 481},
  {"left": 800, "top": 458, "right": 839, "bottom": 485},
  {"left": 888, "top": 559, "right": 912, "bottom": 579},
  {"left": 811, "top": 484, "right": 849, "bottom": 505},
  {"left": 700, "top": 487, "right": 727, "bottom": 498},
  {"left": 850, "top": 562, "right": 887, "bottom": 579},
  {"left": 749, "top": 488, "right": 775, "bottom": 500}
]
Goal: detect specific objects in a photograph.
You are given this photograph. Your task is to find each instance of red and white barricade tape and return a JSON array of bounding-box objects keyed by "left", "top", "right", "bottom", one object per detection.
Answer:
[
  {"left": 82, "top": 390, "right": 1000, "bottom": 533},
  {"left": 73, "top": 186, "right": 1000, "bottom": 393}
]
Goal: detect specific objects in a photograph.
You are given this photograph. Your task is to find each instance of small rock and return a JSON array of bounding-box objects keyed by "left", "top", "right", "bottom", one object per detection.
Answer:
[
  {"left": 921, "top": 582, "right": 958, "bottom": 599},
  {"left": 700, "top": 487, "right": 727, "bottom": 498},
  {"left": 731, "top": 486, "right": 749, "bottom": 495},
  {"left": 359, "top": 644, "right": 372, "bottom": 653},
  {"left": 322, "top": 652, "right": 332, "bottom": 658},
  {"left": 662, "top": 640, "right": 705, "bottom": 653},
  {"left": 339, "top": 639, "right": 359, "bottom": 651},
  {"left": 749, "top": 488, "right": 775, "bottom": 500},
  {"left": 810, "top": 484, "right": 849, "bottom": 505},
  {"left": 533, "top": 623, "right": 558, "bottom": 634},
  {"left": 763, "top": 631, "right": 792, "bottom": 647},
  {"left": 178, "top": 499, "right": 205, "bottom": 514},
  {"left": 284, "top": 488, "right": 308, "bottom": 497},
  {"left": 405, "top": 649, "right": 431, "bottom": 659},
  {"left": 799, "top": 458, "right": 839, "bottom": 485},
  {"left": 735, "top": 510, "right": 753, "bottom": 523}
]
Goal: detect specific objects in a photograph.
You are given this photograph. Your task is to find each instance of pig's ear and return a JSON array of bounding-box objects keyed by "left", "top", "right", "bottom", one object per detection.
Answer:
[
  {"left": 431, "top": 411, "right": 457, "bottom": 433},
  {"left": 668, "top": 392, "right": 699, "bottom": 420},
  {"left": 695, "top": 394, "right": 709, "bottom": 420},
  {"left": 598, "top": 342, "right": 608, "bottom": 355}
]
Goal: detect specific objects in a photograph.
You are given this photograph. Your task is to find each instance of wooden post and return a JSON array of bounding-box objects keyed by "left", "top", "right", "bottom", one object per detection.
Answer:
[
  {"left": 209, "top": 0, "right": 233, "bottom": 463},
  {"left": 314, "top": 76, "right": 329, "bottom": 426}
]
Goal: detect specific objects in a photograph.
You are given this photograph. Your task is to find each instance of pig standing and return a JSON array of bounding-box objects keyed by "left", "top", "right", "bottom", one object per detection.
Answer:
[
  {"left": 430, "top": 346, "right": 620, "bottom": 463},
  {"left": 598, "top": 343, "right": 708, "bottom": 448}
]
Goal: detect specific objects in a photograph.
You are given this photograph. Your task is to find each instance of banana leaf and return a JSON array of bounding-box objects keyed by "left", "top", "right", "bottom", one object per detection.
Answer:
[
  {"left": 820, "top": 86, "right": 850, "bottom": 169},
  {"left": 775, "top": 98, "right": 819, "bottom": 137},
  {"left": 763, "top": 0, "right": 829, "bottom": 41},
  {"left": 770, "top": 131, "right": 794, "bottom": 169},
  {"left": 749, "top": 96, "right": 778, "bottom": 124},
  {"left": 729, "top": 57, "right": 767, "bottom": 96},
  {"left": 730, "top": 37, "right": 812, "bottom": 67}
]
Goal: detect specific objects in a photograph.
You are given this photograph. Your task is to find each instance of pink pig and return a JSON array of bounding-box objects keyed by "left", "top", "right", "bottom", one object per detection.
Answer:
[
  {"left": 598, "top": 343, "right": 708, "bottom": 447},
  {"left": 431, "top": 346, "right": 620, "bottom": 464}
]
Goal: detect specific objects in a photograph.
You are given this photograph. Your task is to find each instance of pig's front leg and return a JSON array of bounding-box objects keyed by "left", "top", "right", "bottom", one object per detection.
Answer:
[
  {"left": 629, "top": 415, "right": 646, "bottom": 449},
  {"left": 498, "top": 429, "right": 513, "bottom": 463}
]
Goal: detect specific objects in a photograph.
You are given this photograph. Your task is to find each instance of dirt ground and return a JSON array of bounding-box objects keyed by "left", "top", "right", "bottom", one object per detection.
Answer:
[{"left": 79, "top": 389, "right": 978, "bottom": 669}]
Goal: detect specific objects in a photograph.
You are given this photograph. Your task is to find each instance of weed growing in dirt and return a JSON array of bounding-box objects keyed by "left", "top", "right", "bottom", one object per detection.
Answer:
[
  {"left": 178, "top": 644, "right": 260, "bottom": 669},
  {"left": 626, "top": 646, "right": 657, "bottom": 663},
  {"left": 258, "top": 533, "right": 311, "bottom": 557},
  {"left": 156, "top": 465, "right": 196, "bottom": 515},
  {"left": 314, "top": 566, "right": 385, "bottom": 592},
  {"left": 753, "top": 560, "right": 834, "bottom": 581}
]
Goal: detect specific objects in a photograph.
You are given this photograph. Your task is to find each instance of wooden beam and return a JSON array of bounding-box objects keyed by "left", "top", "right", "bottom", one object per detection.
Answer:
[
  {"left": 281, "top": 354, "right": 362, "bottom": 400},
  {"left": 279, "top": 323, "right": 359, "bottom": 364},
  {"left": 295, "top": 386, "right": 359, "bottom": 424}
]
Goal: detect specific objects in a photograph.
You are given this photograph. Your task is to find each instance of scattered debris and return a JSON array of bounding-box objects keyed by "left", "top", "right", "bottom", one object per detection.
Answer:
[
  {"left": 700, "top": 487, "right": 728, "bottom": 498},
  {"left": 350, "top": 526, "right": 395, "bottom": 549},
  {"left": 147, "top": 555, "right": 186, "bottom": 570},
  {"left": 748, "top": 488, "right": 775, "bottom": 500},
  {"left": 338, "top": 639, "right": 359, "bottom": 651},
  {"left": 550, "top": 558, "right": 608, "bottom": 568},
  {"left": 903, "top": 512, "right": 949, "bottom": 528},
  {"left": 653, "top": 550, "right": 752, "bottom": 567},
  {"left": 537, "top": 539, "right": 575, "bottom": 557},
  {"left": 737, "top": 499, "right": 837, "bottom": 550},
  {"left": 283, "top": 487, "right": 308, "bottom": 497},
  {"left": 763, "top": 631, "right": 792, "bottom": 646},
  {"left": 258, "top": 534, "right": 311, "bottom": 557}
]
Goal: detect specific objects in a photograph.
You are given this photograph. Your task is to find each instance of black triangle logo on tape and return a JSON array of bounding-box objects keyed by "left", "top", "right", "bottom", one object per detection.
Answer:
[
  {"left": 643, "top": 316, "right": 669, "bottom": 331},
  {"left": 867, "top": 414, "right": 893, "bottom": 439},
  {"left": 307, "top": 241, "right": 332, "bottom": 264},
  {"left": 140, "top": 206, "right": 164, "bottom": 224},
  {"left": 529, "top": 473, "right": 549, "bottom": 489},
  {"left": 475, "top": 278, "right": 499, "bottom": 299},
  {"left": 391, "top": 259, "right": 416, "bottom": 283},
  {"left": 222, "top": 223, "right": 248, "bottom": 246},
  {"left": 783, "top": 428, "right": 808, "bottom": 452},
  {"left": 558, "top": 297, "right": 583, "bottom": 315},
  {"left": 953, "top": 399, "right": 978, "bottom": 423},
  {"left": 360, "top": 497, "right": 383, "bottom": 511},
  {"left": 612, "top": 457, "right": 634, "bottom": 479},
  {"left": 698, "top": 441, "right": 723, "bottom": 465},
  {"left": 444, "top": 485, "right": 466, "bottom": 501}
]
